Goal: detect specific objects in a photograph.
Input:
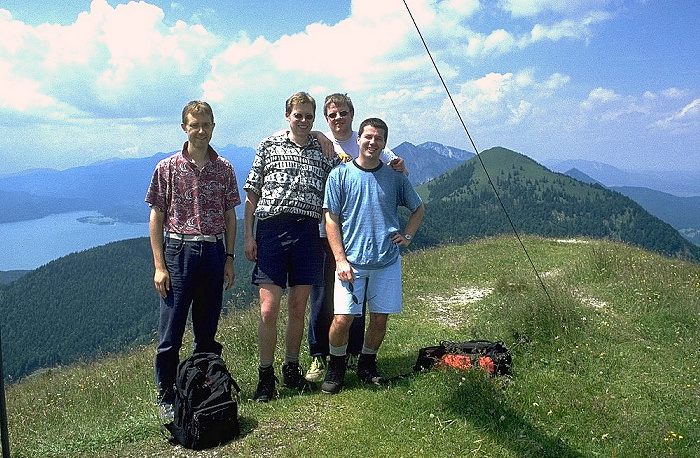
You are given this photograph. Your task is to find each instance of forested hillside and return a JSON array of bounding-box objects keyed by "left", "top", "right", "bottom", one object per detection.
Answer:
[
  {"left": 0, "top": 223, "right": 256, "bottom": 381},
  {"left": 413, "top": 147, "right": 700, "bottom": 261}
]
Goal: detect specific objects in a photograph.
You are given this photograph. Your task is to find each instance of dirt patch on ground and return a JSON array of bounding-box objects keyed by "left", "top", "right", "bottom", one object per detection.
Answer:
[{"left": 417, "top": 287, "right": 494, "bottom": 328}]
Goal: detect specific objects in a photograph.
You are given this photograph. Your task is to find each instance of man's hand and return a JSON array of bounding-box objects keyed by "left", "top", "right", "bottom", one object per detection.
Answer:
[
  {"left": 335, "top": 258, "right": 354, "bottom": 283},
  {"left": 244, "top": 237, "right": 258, "bottom": 262},
  {"left": 389, "top": 157, "right": 407, "bottom": 174},
  {"left": 154, "top": 267, "right": 170, "bottom": 298},
  {"left": 391, "top": 232, "right": 412, "bottom": 247},
  {"left": 224, "top": 261, "right": 235, "bottom": 290},
  {"left": 312, "top": 131, "right": 335, "bottom": 159}
]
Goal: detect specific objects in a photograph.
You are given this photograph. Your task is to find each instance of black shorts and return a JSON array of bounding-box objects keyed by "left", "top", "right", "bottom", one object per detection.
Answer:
[{"left": 252, "top": 214, "right": 323, "bottom": 288}]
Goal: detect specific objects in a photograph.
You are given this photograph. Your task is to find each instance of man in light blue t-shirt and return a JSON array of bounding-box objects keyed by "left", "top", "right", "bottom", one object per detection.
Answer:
[
  {"left": 321, "top": 117, "right": 424, "bottom": 394},
  {"left": 305, "top": 93, "right": 409, "bottom": 383}
]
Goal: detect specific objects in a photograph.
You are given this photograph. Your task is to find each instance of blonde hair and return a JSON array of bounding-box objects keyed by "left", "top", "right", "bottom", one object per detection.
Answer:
[{"left": 285, "top": 92, "right": 316, "bottom": 115}]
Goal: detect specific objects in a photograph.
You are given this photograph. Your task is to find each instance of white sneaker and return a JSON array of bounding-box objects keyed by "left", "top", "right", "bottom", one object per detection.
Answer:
[
  {"left": 158, "top": 402, "right": 174, "bottom": 423},
  {"left": 305, "top": 356, "right": 327, "bottom": 382}
]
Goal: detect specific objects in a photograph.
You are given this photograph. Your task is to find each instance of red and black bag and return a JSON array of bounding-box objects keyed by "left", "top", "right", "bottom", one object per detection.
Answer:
[{"left": 413, "top": 340, "right": 512, "bottom": 376}]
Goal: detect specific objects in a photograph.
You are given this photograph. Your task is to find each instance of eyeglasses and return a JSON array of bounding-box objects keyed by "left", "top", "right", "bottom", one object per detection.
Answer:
[
  {"left": 187, "top": 122, "right": 214, "bottom": 131},
  {"left": 347, "top": 281, "right": 359, "bottom": 304},
  {"left": 292, "top": 113, "right": 314, "bottom": 120},
  {"left": 327, "top": 110, "right": 349, "bottom": 120}
]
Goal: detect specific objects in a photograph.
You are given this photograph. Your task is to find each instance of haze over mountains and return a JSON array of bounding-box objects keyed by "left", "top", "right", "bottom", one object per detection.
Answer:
[
  {"left": 0, "top": 141, "right": 697, "bottom": 266},
  {"left": 544, "top": 159, "right": 700, "bottom": 197}
]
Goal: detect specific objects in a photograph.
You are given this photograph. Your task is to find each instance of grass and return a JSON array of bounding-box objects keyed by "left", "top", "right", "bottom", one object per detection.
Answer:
[{"left": 3, "top": 236, "right": 699, "bottom": 457}]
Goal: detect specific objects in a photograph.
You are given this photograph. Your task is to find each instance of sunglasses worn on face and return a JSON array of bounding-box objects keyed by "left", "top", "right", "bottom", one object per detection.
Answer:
[
  {"left": 327, "top": 110, "right": 349, "bottom": 120},
  {"left": 292, "top": 113, "right": 314, "bottom": 120}
]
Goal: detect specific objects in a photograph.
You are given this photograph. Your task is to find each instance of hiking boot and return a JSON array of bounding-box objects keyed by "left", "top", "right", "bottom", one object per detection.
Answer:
[
  {"left": 305, "top": 356, "right": 327, "bottom": 382},
  {"left": 346, "top": 353, "right": 359, "bottom": 370},
  {"left": 282, "top": 362, "right": 317, "bottom": 392},
  {"left": 356, "top": 354, "right": 385, "bottom": 385},
  {"left": 321, "top": 355, "right": 347, "bottom": 394},
  {"left": 253, "top": 366, "right": 277, "bottom": 402}
]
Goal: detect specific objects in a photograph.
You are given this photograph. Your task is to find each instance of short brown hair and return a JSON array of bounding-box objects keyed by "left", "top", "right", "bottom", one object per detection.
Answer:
[
  {"left": 358, "top": 118, "right": 388, "bottom": 143},
  {"left": 323, "top": 93, "right": 355, "bottom": 118},
  {"left": 285, "top": 92, "right": 316, "bottom": 115},
  {"left": 182, "top": 100, "right": 214, "bottom": 124}
]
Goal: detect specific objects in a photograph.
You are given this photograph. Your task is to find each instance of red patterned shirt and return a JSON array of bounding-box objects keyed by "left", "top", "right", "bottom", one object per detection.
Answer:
[{"left": 145, "top": 142, "right": 241, "bottom": 235}]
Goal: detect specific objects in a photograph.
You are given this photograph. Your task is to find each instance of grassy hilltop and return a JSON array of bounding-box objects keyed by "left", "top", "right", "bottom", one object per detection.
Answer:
[{"left": 4, "top": 236, "right": 699, "bottom": 457}]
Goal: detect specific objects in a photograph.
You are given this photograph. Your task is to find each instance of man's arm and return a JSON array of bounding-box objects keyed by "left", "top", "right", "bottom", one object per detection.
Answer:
[
  {"left": 325, "top": 210, "right": 353, "bottom": 283},
  {"left": 311, "top": 131, "right": 337, "bottom": 159},
  {"left": 243, "top": 190, "right": 259, "bottom": 262},
  {"left": 390, "top": 203, "right": 425, "bottom": 247},
  {"left": 149, "top": 207, "right": 170, "bottom": 298},
  {"left": 223, "top": 208, "right": 237, "bottom": 290}
]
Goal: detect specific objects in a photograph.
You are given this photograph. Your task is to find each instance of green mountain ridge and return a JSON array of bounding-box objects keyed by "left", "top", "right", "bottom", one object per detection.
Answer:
[{"left": 414, "top": 147, "right": 700, "bottom": 260}]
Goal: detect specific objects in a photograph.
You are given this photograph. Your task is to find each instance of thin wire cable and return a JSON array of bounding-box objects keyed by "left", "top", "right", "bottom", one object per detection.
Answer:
[{"left": 402, "top": 0, "right": 554, "bottom": 306}]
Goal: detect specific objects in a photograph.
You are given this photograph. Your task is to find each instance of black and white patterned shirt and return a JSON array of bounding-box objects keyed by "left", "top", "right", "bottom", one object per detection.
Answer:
[{"left": 244, "top": 132, "right": 341, "bottom": 220}]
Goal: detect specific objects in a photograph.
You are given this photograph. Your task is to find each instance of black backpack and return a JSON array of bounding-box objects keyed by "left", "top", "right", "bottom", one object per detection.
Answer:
[
  {"left": 165, "top": 352, "right": 240, "bottom": 450},
  {"left": 413, "top": 340, "right": 512, "bottom": 376}
]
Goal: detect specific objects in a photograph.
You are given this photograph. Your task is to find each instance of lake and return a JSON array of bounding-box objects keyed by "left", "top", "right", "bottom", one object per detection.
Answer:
[{"left": 0, "top": 211, "right": 149, "bottom": 271}]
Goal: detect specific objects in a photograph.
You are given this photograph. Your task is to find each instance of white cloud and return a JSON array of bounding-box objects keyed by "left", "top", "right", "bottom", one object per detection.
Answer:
[
  {"left": 0, "top": 0, "right": 696, "bottom": 174},
  {"left": 652, "top": 99, "right": 700, "bottom": 134},
  {"left": 499, "top": 0, "right": 611, "bottom": 17},
  {"left": 0, "top": 64, "right": 55, "bottom": 112},
  {"left": 0, "top": 0, "right": 222, "bottom": 122}
]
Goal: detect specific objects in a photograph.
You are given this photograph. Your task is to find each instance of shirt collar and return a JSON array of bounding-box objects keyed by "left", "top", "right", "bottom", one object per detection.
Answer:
[{"left": 181, "top": 141, "right": 219, "bottom": 163}]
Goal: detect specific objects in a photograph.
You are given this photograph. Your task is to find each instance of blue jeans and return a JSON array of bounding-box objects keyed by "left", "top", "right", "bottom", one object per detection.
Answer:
[
  {"left": 155, "top": 238, "right": 225, "bottom": 402},
  {"left": 308, "top": 237, "right": 366, "bottom": 357}
]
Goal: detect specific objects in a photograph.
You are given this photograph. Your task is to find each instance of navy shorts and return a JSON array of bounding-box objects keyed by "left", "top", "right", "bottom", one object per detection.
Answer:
[{"left": 252, "top": 214, "right": 323, "bottom": 288}]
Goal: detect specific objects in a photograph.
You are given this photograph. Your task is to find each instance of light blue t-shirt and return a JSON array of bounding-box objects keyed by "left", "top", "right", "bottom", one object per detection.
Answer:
[
  {"left": 324, "top": 160, "right": 423, "bottom": 269},
  {"left": 319, "top": 130, "right": 398, "bottom": 238}
]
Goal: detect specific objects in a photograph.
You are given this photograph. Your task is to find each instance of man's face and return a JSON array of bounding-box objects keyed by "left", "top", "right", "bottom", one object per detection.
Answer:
[
  {"left": 181, "top": 112, "right": 214, "bottom": 150},
  {"left": 357, "top": 125, "right": 386, "bottom": 160},
  {"left": 285, "top": 102, "right": 315, "bottom": 137},
  {"left": 325, "top": 102, "right": 353, "bottom": 139}
]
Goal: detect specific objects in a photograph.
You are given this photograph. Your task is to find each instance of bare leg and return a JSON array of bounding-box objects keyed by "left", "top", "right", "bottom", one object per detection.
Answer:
[
  {"left": 258, "top": 284, "right": 283, "bottom": 363},
  {"left": 284, "top": 285, "right": 312, "bottom": 357},
  {"left": 363, "top": 313, "right": 388, "bottom": 352},
  {"left": 328, "top": 314, "right": 355, "bottom": 348}
]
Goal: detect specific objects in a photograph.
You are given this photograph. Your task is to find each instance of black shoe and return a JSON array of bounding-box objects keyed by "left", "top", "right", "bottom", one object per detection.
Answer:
[
  {"left": 321, "top": 355, "right": 347, "bottom": 394},
  {"left": 254, "top": 366, "right": 277, "bottom": 402},
  {"left": 282, "top": 362, "right": 317, "bottom": 392},
  {"left": 356, "top": 354, "right": 385, "bottom": 385}
]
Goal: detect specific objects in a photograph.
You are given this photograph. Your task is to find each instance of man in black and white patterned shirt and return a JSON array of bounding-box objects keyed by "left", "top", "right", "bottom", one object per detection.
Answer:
[{"left": 243, "top": 91, "right": 342, "bottom": 402}]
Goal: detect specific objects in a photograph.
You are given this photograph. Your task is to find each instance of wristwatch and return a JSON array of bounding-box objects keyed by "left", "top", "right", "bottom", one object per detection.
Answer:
[
  {"left": 403, "top": 234, "right": 412, "bottom": 241},
  {"left": 226, "top": 253, "right": 235, "bottom": 259}
]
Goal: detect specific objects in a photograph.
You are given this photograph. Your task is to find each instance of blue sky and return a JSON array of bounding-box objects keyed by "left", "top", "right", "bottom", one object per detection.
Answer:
[{"left": 0, "top": 0, "right": 698, "bottom": 175}]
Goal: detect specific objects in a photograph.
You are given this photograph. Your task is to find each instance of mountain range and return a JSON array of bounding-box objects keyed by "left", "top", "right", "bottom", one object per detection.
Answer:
[
  {"left": 0, "top": 141, "right": 697, "bottom": 247},
  {"left": 412, "top": 147, "right": 700, "bottom": 260},
  {"left": 0, "top": 140, "right": 469, "bottom": 225},
  {"left": 2, "top": 145, "right": 699, "bottom": 381},
  {"left": 544, "top": 159, "right": 700, "bottom": 196},
  {"left": 554, "top": 167, "right": 700, "bottom": 246}
]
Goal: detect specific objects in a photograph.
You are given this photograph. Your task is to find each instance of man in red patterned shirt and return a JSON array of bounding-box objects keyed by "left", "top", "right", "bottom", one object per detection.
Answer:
[{"left": 145, "top": 100, "right": 241, "bottom": 421}]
